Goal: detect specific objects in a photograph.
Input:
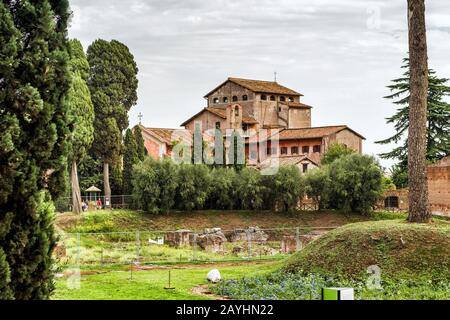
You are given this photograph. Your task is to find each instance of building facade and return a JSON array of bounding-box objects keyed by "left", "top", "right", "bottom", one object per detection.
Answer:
[{"left": 141, "top": 77, "right": 365, "bottom": 172}]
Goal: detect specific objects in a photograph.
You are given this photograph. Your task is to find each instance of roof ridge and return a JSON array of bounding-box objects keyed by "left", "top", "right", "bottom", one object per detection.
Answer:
[
  {"left": 228, "top": 77, "right": 276, "bottom": 83},
  {"left": 281, "top": 125, "right": 347, "bottom": 131}
]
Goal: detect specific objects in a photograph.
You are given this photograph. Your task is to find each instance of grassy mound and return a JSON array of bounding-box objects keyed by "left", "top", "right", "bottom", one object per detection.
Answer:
[{"left": 283, "top": 220, "right": 450, "bottom": 281}]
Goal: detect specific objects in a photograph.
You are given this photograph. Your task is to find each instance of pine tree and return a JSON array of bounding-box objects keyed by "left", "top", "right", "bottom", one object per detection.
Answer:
[
  {"left": 67, "top": 39, "right": 94, "bottom": 214},
  {"left": 376, "top": 58, "right": 450, "bottom": 185},
  {"left": 87, "top": 40, "right": 139, "bottom": 205},
  {"left": 0, "top": 0, "right": 71, "bottom": 299},
  {"left": 133, "top": 125, "right": 147, "bottom": 161},
  {"left": 123, "top": 129, "right": 139, "bottom": 195}
]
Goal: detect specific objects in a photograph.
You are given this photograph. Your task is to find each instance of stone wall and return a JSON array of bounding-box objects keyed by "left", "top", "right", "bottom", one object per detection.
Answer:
[
  {"left": 184, "top": 110, "right": 226, "bottom": 132},
  {"left": 328, "top": 129, "right": 363, "bottom": 153},
  {"left": 288, "top": 108, "right": 311, "bottom": 129}
]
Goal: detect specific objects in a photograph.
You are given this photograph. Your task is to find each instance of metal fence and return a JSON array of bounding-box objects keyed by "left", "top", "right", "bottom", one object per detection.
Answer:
[
  {"left": 57, "top": 227, "right": 336, "bottom": 267},
  {"left": 55, "top": 195, "right": 133, "bottom": 212}
]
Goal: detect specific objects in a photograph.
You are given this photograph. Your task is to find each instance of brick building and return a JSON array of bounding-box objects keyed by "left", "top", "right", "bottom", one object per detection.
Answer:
[{"left": 141, "top": 77, "right": 365, "bottom": 172}]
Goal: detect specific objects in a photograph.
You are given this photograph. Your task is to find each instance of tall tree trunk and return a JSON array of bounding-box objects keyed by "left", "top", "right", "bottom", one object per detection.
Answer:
[
  {"left": 407, "top": 0, "right": 431, "bottom": 223},
  {"left": 70, "top": 160, "right": 82, "bottom": 214},
  {"left": 104, "top": 161, "right": 111, "bottom": 208}
]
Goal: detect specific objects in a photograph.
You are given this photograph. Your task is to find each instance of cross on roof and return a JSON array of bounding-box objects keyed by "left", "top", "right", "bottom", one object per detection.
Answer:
[{"left": 138, "top": 112, "right": 143, "bottom": 124}]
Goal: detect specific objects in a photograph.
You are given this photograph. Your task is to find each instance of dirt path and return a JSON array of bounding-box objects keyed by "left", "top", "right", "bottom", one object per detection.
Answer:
[{"left": 191, "top": 284, "right": 230, "bottom": 300}]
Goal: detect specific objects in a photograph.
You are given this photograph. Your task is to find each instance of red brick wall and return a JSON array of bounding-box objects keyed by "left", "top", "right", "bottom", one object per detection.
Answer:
[
  {"left": 144, "top": 139, "right": 162, "bottom": 160},
  {"left": 427, "top": 165, "right": 450, "bottom": 215}
]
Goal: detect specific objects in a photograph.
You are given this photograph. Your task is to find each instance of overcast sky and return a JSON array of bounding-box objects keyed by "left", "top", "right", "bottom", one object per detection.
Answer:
[{"left": 68, "top": 0, "right": 450, "bottom": 169}]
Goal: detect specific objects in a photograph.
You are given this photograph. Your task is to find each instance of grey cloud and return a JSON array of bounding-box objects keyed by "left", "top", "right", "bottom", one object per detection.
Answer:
[{"left": 68, "top": 0, "right": 450, "bottom": 169}]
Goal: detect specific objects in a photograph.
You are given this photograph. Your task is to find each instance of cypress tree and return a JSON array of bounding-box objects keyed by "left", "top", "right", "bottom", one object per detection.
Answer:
[
  {"left": 67, "top": 39, "right": 95, "bottom": 213},
  {"left": 0, "top": 0, "right": 71, "bottom": 299},
  {"left": 123, "top": 129, "right": 139, "bottom": 195},
  {"left": 133, "top": 125, "right": 147, "bottom": 161},
  {"left": 87, "top": 40, "right": 139, "bottom": 206}
]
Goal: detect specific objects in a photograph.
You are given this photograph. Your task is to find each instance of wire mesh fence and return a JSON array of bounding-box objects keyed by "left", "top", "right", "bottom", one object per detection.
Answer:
[
  {"left": 57, "top": 226, "right": 336, "bottom": 268},
  {"left": 55, "top": 195, "right": 134, "bottom": 212}
]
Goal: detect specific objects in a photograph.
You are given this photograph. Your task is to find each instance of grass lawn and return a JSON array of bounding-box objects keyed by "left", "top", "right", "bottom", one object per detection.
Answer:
[{"left": 53, "top": 261, "right": 281, "bottom": 300}]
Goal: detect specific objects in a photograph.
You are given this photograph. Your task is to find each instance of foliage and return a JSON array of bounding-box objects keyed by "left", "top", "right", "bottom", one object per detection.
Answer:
[
  {"left": 77, "top": 153, "right": 103, "bottom": 192},
  {"left": 382, "top": 176, "right": 396, "bottom": 192},
  {"left": 87, "top": 39, "right": 139, "bottom": 197},
  {"left": 132, "top": 158, "right": 179, "bottom": 213},
  {"left": 110, "top": 164, "right": 123, "bottom": 195},
  {"left": 262, "top": 166, "right": 305, "bottom": 212},
  {"left": 321, "top": 143, "right": 356, "bottom": 165},
  {"left": 232, "top": 167, "right": 266, "bottom": 210},
  {"left": 0, "top": 0, "right": 71, "bottom": 299},
  {"left": 211, "top": 270, "right": 450, "bottom": 300},
  {"left": 133, "top": 125, "right": 147, "bottom": 161},
  {"left": 326, "top": 154, "right": 384, "bottom": 214},
  {"left": 304, "top": 168, "right": 330, "bottom": 210},
  {"left": 389, "top": 162, "right": 409, "bottom": 189},
  {"left": 67, "top": 39, "right": 94, "bottom": 162},
  {"left": 207, "top": 167, "right": 237, "bottom": 209},
  {"left": 176, "top": 164, "right": 212, "bottom": 211},
  {"left": 0, "top": 248, "right": 12, "bottom": 299},
  {"left": 376, "top": 57, "right": 450, "bottom": 184},
  {"left": 123, "top": 129, "right": 139, "bottom": 195}
]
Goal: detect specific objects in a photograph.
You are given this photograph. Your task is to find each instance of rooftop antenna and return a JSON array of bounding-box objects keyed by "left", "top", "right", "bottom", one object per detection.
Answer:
[
  {"left": 138, "top": 112, "right": 143, "bottom": 125},
  {"left": 274, "top": 71, "right": 277, "bottom": 83}
]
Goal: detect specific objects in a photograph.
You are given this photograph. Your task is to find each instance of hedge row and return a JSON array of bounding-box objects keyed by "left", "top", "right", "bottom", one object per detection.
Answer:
[{"left": 131, "top": 153, "right": 384, "bottom": 214}]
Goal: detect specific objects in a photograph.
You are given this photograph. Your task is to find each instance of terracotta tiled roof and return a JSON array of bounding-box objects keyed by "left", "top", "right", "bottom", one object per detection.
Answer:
[
  {"left": 204, "top": 77, "right": 302, "bottom": 97},
  {"left": 275, "top": 126, "right": 366, "bottom": 140},
  {"left": 285, "top": 102, "right": 312, "bottom": 109},
  {"left": 140, "top": 126, "right": 191, "bottom": 146},
  {"left": 206, "top": 107, "right": 226, "bottom": 118}
]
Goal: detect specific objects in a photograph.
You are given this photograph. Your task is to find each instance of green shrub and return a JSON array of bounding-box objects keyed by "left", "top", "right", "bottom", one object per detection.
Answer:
[
  {"left": 132, "top": 158, "right": 179, "bottom": 213},
  {"left": 304, "top": 168, "right": 330, "bottom": 210},
  {"left": 207, "top": 167, "right": 236, "bottom": 209},
  {"left": 175, "top": 164, "right": 212, "bottom": 211},
  {"left": 321, "top": 143, "right": 356, "bottom": 165},
  {"left": 211, "top": 271, "right": 450, "bottom": 300},
  {"left": 233, "top": 167, "right": 265, "bottom": 210},
  {"left": 262, "top": 165, "right": 305, "bottom": 212},
  {"left": 132, "top": 158, "right": 161, "bottom": 213},
  {"left": 326, "top": 154, "right": 384, "bottom": 214}
]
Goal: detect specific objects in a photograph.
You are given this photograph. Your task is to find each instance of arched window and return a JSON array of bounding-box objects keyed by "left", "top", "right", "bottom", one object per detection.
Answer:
[
  {"left": 213, "top": 97, "right": 219, "bottom": 104},
  {"left": 234, "top": 106, "right": 239, "bottom": 116},
  {"left": 242, "top": 95, "right": 248, "bottom": 101},
  {"left": 288, "top": 97, "right": 294, "bottom": 102},
  {"left": 261, "top": 94, "right": 267, "bottom": 100},
  {"left": 232, "top": 96, "right": 238, "bottom": 102},
  {"left": 223, "top": 97, "right": 228, "bottom": 103},
  {"left": 280, "top": 96, "right": 286, "bottom": 102},
  {"left": 270, "top": 95, "right": 276, "bottom": 101}
]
